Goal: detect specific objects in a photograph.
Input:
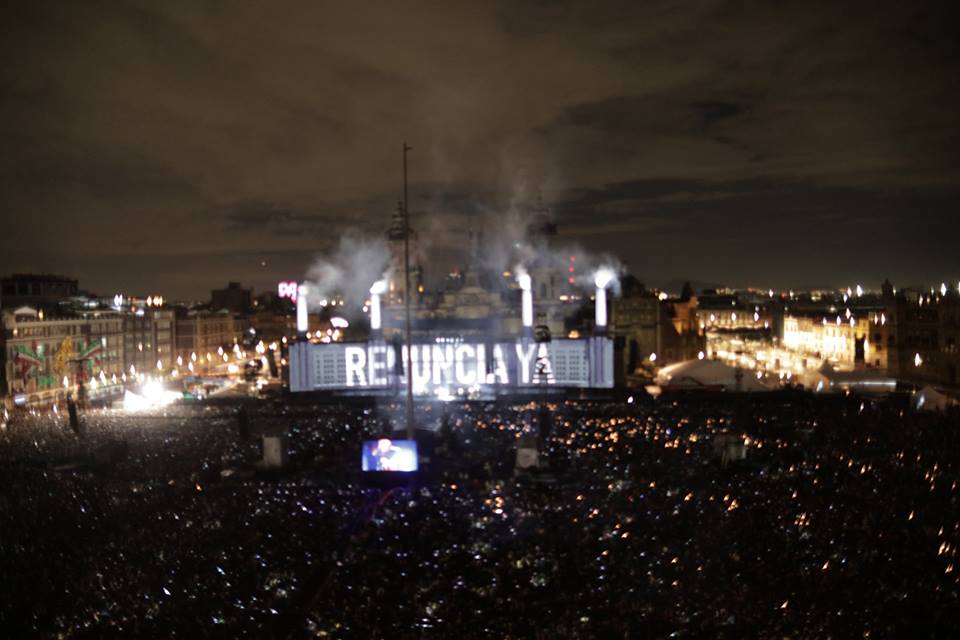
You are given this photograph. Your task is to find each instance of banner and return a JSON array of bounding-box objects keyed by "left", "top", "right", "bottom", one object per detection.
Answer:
[{"left": 289, "top": 337, "right": 613, "bottom": 394}]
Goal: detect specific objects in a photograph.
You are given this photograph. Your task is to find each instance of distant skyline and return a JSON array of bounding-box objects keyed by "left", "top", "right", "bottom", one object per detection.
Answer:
[{"left": 2, "top": 1, "right": 958, "bottom": 299}]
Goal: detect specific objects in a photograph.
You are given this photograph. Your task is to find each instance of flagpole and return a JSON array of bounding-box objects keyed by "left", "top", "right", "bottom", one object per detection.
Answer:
[{"left": 402, "top": 142, "right": 415, "bottom": 441}]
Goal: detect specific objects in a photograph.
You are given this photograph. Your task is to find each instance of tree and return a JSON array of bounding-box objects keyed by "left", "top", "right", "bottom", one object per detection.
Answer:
[{"left": 54, "top": 337, "right": 76, "bottom": 381}]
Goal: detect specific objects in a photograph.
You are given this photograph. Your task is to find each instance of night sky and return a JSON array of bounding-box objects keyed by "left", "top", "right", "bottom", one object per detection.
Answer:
[{"left": 2, "top": 0, "right": 958, "bottom": 300}]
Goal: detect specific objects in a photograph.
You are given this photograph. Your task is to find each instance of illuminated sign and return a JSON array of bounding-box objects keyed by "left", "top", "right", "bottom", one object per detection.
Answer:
[
  {"left": 289, "top": 337, "right": 613, "bottom": 394},
  {"left": 278, "top": 281, "right": 299, "bottom": 302}
]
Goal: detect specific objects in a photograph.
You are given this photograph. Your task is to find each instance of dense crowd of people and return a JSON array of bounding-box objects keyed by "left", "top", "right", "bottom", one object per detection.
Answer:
[{"left": 1, "top": 392, "right": 958, "bottom": 638}]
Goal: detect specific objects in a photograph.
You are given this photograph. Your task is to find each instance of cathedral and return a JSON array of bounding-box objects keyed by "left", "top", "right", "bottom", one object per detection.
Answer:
[{"left": 380, "top": 197, "right": 583, "bottom": 342}]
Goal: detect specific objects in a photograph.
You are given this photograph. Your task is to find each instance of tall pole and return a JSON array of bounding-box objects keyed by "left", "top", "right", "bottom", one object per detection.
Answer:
[{"left": 403, "top": 142, "right": 415, "bottom": 440}]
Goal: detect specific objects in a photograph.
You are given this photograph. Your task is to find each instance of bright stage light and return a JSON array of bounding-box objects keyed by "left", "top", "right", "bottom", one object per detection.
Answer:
[
  {"left": 595, "top": 286, "right": 608, "bottom": 329},
  {"left": 123, "top": 380, "right": 180, "bottom": 411},
  {"left": 516, "top": 268, "right": 533, "bottom": 328},
  {"left": 297, "top": 283, "right": 309, "bottom": 333},
  {"left": 369, "top": 280, "right": 387, "bottom": 331},
  {"left": 594, "top": 268, "right": 615, "bottom": 290},
  {"left": 370, "top": 279, "right": 388, "bottom": 295},
  {"left": 517, "top": 271, "right": 531, "bottom": 291}
]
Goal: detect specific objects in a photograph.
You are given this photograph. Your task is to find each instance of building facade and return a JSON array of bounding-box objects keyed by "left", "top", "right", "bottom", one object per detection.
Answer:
[
  {"left": 122, "top": 308, "right": 175, "bottom": 375},
  {"left": 0, "top": 274, "right": 79, "bottom": 309},
  {"left": 611, "top": 280, "right": 705, "bottom": 381},
  {"left": 2, "top": 306, "right": 124, "bottom": 403},
  {"left": 210, "top": 282, "right": 253, "bottom": 314},
  {"left": 885, "top": 284, "right": 960, "bottom": 387},
  {"left": 782, "top": 313, "right": 882, "bottom": 369},
  {"left": 174, "top": 308, "right": 243, "bottom": 368}
]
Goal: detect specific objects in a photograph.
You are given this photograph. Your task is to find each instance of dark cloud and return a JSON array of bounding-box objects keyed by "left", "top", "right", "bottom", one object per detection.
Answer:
[
  {"left": 693, "top": 101, "right": 743, "bottom": 130},
  {"left": 1, "top": 0, "right": 958, "bottom": 298},
  {"left": 223, "top": 204, "right": 342, "bottom": 236}
]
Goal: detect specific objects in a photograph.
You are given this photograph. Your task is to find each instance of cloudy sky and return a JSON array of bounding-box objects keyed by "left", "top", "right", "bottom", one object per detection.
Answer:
[{"left": 2, "top": 0, "right": 958, "bottom": 299}]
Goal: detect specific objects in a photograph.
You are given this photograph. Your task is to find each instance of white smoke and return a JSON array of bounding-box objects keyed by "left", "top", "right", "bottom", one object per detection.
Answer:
[
  {"left": 305, "top": 176, "right": 627, "bottom": 310},
  {"left": 451, "top": 179, "right": 626, "bottom": 298},
  {"left": 304, "top": 231, "right": 391, "bottom": 312},
  {"left": 493, "top": 218, "right": 624, "bottom": 298}
]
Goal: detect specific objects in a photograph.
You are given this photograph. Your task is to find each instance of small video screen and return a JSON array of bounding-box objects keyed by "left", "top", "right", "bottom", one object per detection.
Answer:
[{"left": 361, "top": 439, "right": 418, "bottom": 472}]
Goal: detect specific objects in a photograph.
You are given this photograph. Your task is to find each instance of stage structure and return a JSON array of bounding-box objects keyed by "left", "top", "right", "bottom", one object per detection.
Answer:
[{"left": 288, "top": 270, "right": 616, "bottom": 398}]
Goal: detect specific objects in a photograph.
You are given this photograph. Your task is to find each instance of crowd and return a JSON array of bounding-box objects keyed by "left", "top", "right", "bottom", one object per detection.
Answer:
[{"left": 0, "top": 393, "right": 958, "bottom": 638}]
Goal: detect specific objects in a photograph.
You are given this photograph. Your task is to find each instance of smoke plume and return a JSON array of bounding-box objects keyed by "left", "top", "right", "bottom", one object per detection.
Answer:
[{"left": 303, "top": 230, "right": 391, "bottom": 313}]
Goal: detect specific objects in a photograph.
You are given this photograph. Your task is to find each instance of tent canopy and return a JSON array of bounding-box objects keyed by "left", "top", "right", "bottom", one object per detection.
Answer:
[
  {"left": 656, "top": 359, "right": 769, "bottom": 391},
  {"left": 916, "top": 386, "right": 960, "bottom": 412}
]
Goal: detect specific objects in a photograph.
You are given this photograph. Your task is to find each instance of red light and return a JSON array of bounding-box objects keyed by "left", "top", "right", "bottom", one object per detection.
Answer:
[
  {"left": 570, "top": 256, "right": 576, "bottom": 262},
  {"left": 568, "top": 277, "right": 575, "bottom": 284},
  {"left": 568, "top": 266, "right": 575, "bottom": 272}
]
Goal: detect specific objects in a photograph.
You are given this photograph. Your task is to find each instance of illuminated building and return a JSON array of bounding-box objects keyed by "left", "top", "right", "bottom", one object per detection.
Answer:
[
  {"left": 775, "top": 279, "right": 960, "bottom": 378},
  {"left": 781, "top": 313, "right": 879, "bottom": 368},
  {"left": 122, "top": 307, "right": 175, "bottom": 375},
  {"left": 610, "top": 278, "right": 705, "bottom": 381},
  {"left": 884, "top": 280, "right": 960, "bottom": 387},
  {"left": 2, "top": 306, "right": 123, "bottom": 404},
  {"left": 695, "top": 291, "right": 774, "bottom": 333},
  {"left": 174, "top": 308, "right": 244, "bottom": 367}
]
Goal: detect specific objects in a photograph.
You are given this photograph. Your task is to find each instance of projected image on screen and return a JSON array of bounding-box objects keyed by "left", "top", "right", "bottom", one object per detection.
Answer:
[{"left": 362, "top": 439, "right": 418, "bottom": 472}]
